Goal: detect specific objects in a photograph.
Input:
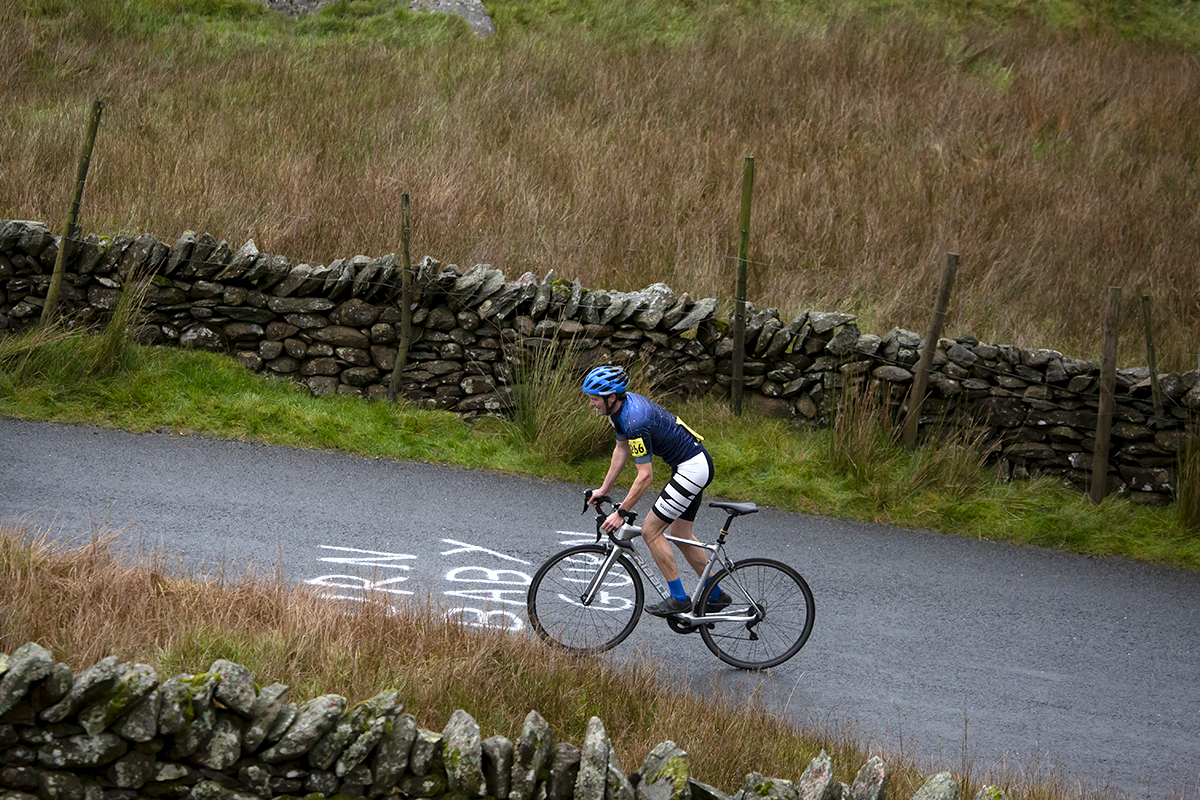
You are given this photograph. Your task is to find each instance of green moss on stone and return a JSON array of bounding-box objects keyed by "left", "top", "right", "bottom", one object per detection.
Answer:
[
  {"left": 647, "top": 757, "right": 689, "bottom": 793},
  {"left": 181, "top": 673, "right": 218, "bottom": 691},
  {"left": 106, "top": 680, "right": 133, "bottom": 713}
]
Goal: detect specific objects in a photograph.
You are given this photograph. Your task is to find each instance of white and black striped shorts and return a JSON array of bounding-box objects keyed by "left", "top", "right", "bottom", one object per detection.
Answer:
[{"left": 651, "top": 449, "right": 714, "bottom": 523}]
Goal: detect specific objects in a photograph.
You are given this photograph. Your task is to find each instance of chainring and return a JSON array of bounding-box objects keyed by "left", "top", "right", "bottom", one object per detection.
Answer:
[{"left": 665, "top": 615, "right": 700, "bottom": 634}]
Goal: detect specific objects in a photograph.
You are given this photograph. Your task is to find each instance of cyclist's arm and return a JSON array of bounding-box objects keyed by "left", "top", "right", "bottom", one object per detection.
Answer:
[
  {"left": 601, "top": 460, "right": 653, "bottom": 533},
  {"left": 595, "top": 440, "right": 632, "bottom": 501},
  {"left": 619, "top": 460, "right": 654, "bottom": 512}
]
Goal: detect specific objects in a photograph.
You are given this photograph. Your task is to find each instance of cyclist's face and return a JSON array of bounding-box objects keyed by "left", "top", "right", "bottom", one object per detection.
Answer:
[{"left": 585, "top": 394, "right": 610, "bottom": 415}]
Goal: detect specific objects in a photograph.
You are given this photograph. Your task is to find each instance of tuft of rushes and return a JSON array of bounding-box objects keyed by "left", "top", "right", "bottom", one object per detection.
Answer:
[
  {"left": 819, "top": 385, "right": 990, "bottom": 514},
  {"left": 507, "top": 336, "right": 612, "bottom": 465},
  {"left": 0, "top": 274, "right": 149, "bottom": 395}
]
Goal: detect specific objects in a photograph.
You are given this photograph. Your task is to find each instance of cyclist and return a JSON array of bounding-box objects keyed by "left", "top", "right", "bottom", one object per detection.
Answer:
[{"left": 582, "top": 365, "right": 730, "bottom": 616}]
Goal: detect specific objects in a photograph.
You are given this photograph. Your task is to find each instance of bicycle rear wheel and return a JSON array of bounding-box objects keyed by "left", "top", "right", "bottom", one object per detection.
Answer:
[
  {"left": 526, "top": 544, "right": 644, "bottom": 654},
  {"left": 698, "top": 558, "right": 814, "bottom": 670}
]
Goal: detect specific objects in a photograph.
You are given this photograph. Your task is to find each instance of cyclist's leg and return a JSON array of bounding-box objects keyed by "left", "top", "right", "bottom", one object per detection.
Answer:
[
  {"left": 668, "top": 516, "right": 708, "bottom": 577},
  {"left": 640, "top": 513, "right": 680, "bottom": 581},
  {"left": 670, "top": 514, "right": 726, "bottom": 605},
  {"left": 652, "top": 451, "right": 712, "bottom": 522},
  {"left": 649, "top": 450, "right": 714, "bottom": 581}
]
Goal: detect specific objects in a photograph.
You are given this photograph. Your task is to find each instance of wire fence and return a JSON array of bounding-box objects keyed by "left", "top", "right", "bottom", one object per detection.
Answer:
[{"left": 6, "top": 213, "right": 1194, "bottom": 429}]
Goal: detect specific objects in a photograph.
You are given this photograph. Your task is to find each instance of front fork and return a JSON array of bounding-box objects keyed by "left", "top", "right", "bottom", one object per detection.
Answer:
[{"left": 580, "top": 544, "right": 636, "bottom": 606}]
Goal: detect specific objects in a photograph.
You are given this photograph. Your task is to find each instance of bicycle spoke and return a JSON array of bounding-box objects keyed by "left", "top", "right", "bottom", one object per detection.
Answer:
[
  {"left": 527, "top": 544, "right": 644, "bottom": 654},
  {"left": 698, "top": 559, "right": 813, "bottom": 669}
]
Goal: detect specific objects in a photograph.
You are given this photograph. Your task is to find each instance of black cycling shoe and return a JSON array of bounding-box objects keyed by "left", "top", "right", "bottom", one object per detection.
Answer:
[
  {"left": 645, "top": 597, "right": 691, "bottom": 617},
  {"left": 704, "top": 592, "right": 734, "bottom": 613}
]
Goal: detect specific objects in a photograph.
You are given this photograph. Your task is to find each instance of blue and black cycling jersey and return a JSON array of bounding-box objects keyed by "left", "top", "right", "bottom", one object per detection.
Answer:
[{"left": 609, "top": 393, "right": 705, "bottom": 468}]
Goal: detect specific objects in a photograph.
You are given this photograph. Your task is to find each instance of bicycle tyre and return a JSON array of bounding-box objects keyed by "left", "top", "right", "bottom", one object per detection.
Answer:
[
  {"left": 698, "top": 558, "right": 814, "bottom": 670},
  {"left": 527, "top": 544, "right": 644, "bottom": 654}
]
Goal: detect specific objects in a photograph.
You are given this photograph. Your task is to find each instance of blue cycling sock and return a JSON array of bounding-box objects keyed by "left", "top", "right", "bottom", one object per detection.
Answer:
[
  {"left": 668, "top": 578, "right": 687, "bottom": 602},
  {"left": 708, "top": 584, "right": 724, "bottom": 600}
]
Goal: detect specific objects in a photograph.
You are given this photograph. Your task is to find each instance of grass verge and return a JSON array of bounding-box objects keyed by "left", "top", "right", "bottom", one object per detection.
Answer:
[
  {"left": 0, "top": 523, "right": 893, "bottom": 795},
  {"left": 1, "top": 329, "right": 1196, "bottom": 570}
]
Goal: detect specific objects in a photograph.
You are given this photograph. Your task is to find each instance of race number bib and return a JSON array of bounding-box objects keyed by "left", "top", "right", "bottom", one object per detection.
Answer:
[{"left": 629, "top": 437, "right": 648, "bottom": 458}]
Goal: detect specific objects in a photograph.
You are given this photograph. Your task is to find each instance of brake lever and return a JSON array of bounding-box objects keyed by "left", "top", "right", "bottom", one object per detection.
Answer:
[
  {"left": 593, "top": 503, "right": 607, "bottom": 543},
  {"left": 585, "top": 489, "right": 614, "bottom": 542},
  {"left": 583, "top": 489, "right": 611, "bottom": 515}
]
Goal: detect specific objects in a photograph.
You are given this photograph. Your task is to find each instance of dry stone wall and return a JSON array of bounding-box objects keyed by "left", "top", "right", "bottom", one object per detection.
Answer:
[
  {"left": 1, "top": 219, "right": 1196, "bottom": 504},
  {"left": 0, "top": 642, "right": 1001, "bottom": 800}
]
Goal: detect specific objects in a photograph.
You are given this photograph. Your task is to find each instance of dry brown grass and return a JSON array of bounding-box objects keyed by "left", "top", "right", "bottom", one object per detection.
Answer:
[
  {"left": 0, "top": 523, "right": 891, "bottom": 793},
  {"left": 0, "top": 521, "right": 1150, "bottom": 800},
  {"left": 2, "top": 4, "right": 1197, "bottom": 369}
]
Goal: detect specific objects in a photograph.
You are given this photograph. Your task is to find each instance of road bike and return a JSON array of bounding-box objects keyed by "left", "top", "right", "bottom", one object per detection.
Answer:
[{"left": 526, "top": 492, "right": 814, "bottom": 670}]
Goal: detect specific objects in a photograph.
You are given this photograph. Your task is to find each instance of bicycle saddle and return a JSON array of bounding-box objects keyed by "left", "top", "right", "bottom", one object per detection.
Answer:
[{"left": 709, "top": 501, "right": 758, "bottom": 516}]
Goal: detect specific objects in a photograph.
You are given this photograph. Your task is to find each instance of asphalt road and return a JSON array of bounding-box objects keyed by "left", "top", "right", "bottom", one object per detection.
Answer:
[{"left": 2, "top": 417, "right": 1197, "bottom": 799}]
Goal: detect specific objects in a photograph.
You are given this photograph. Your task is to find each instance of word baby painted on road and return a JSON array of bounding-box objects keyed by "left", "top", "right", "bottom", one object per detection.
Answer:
[{"left": 303, "top": 538, "right": 542, "bottom": 631}]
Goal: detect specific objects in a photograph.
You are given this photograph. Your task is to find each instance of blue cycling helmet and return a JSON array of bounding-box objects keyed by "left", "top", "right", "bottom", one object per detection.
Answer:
[{"left": 581, "top": 365, "right": 628, "bottom": 396}]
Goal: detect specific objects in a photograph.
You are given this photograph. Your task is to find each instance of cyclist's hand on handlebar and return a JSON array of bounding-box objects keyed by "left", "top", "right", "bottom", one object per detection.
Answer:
[{"left": 601, "top": 510, "right": 625, "bottom": 533}]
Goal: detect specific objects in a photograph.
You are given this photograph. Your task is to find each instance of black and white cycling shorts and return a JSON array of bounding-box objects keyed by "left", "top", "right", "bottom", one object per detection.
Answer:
[{"left": 651, "top": 449, "right": 715, "bottom": 524}]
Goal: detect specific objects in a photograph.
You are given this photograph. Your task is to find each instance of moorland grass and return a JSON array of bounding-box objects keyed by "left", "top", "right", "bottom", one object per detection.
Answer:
[
  {"left": 0, "top": 523, "right": 1135, "bottom": 800},
  {"left": 3, "top": 0, "right": 1200, "bottom": 368}
]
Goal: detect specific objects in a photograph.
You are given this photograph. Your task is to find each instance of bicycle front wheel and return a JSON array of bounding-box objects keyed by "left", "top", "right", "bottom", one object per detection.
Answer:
[
  {"left": 526, "top": 544, "right": 644, "bottom": 655},
  {"left": 698, "top": 558, "right": 814, "bottom": 670}
]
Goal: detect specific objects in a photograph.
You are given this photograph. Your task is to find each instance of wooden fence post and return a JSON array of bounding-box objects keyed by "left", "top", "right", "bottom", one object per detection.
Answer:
[
  {"left": 901, "top": 252, "right": 958, "bottom": 449},
  {"left": 387, "top": 194, "right": 414, "bottom": 403},
  {"left": 1090, "top": 287, "right": 1121, "bottom": 504},
  {"left": 41, "top": 100, "right": 103, "bottom": 326},
  {"left": 1141, "top": 294, "right": 1164, "bottom": 425},
  {"left": 731, "top": 156, "right": 754, "bottom": 416}
]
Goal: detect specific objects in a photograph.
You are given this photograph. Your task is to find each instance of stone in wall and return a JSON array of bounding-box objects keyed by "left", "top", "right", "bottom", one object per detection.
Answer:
[
  {"left": 637, "top": 741, "right": 689, "bottom": 800},
  {"left": 850, "top": 756, "right": 889, "bottom": 800},
  {"left": 910, "top": 772, "right": 959, "bottom": 800},
  {"left": 796, "top": 750, "right": 834, "bottom": 800}
]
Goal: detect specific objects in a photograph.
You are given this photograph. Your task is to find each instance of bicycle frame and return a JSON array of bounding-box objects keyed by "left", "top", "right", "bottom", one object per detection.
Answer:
[{"left": 580, "top": 521, "right": 761, "bottom": 628}]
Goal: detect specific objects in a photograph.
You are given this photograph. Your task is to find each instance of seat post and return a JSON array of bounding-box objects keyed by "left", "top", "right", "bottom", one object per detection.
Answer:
[{"left": 718, "top": 513, "right": 737, "bottom": 540}]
